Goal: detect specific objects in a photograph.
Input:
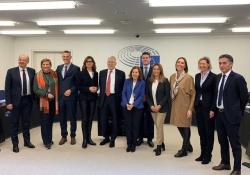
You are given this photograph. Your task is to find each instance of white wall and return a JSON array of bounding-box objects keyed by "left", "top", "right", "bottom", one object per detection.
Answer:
[
  {"left": 14, "top": 35, "right": 250, "bottom": 89},
  {"left": 0, "top": 35, "right": 15, "bottom": 89}
]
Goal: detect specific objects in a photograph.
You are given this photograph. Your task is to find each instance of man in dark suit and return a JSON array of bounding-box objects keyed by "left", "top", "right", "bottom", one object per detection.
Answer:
[
  {"left": 212, "top": 54, "right": 249, "bottom": 175},
  {"left": 137, "top": 52, "right": 154, "bottom": 147},
  {"left": 194, "top": 57, "right": 217, "bottom": 164},
  {"left": 99, "top": 56, "right": 125, "bottom": 148},
  {"left": 56, "top": 50, "right": 80, "bottom": 145},
  {"left": 5, "top": 54, "right": 36, "bottom": 153}
]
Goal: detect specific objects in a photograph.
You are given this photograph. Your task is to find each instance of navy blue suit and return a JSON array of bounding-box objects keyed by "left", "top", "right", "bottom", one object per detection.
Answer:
[
  {"left": 213, "top": 71, "right": 248, "bottom": 171},
  {"left": 56, "top": 63, "right": 80, "bottom": 138},
  {"left": 195, "top": 71, "right": 217, "bottom": 161},
  {"left": 121, "top": 79, "right": 145, "bottom": 147},
  {"left": 5, "top": 67, "right": 35, "bottom": 145}
]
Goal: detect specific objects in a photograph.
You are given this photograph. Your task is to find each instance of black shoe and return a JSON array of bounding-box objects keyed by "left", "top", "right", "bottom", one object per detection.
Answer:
[
  {"left": 212, "top": 163, "right": 231, "bottom": 170},
  {"left": 24, "top": 142, "right": 35, "bottom": 148},
  {"left": 13, "top": 145, "right": 19, "bottom": 153},
  {"left": 195, "top": 155, "right": 203, "bottom": 161},
  {"left": 82, "top": 140, "right": 87, "bottom": 149},
  {"left": 87, "top": 138, "right": 96, "bottom": 145},
  {"left": 188, "top": 144, "right": 193, "bottom": 152},
  {"left": 45, "top": 144, "right": 51, "bottom": 149},
  {"left": 161, "top": 142, "right": 165, "bottom": 151},
  {"left": 109, "top": 141, "right": 115, "bottom": 148},
  {"left": 155, "top": 145, "right": 162, "bottom": 156},
  {"left": 136, "top": 139, "right": 143, "bottom": 146},
  {"left": 126, "top": 146, "right": 131, "bottom": 152},
  {"left": 201, "top": 158, "right": 211, "bottom": 164},
  {"left": 131, "top": 145, "right": 136, "bottom": 152},
  {"left": 100, "top": 138, "right": 110, "bottom": 145},
  {"left": 50, "top": 141, "right": 54, "bottom": 145},
  {"left": 147, "top": 140, "right": 154, "bottom": 147},
  {"left": 154, "top": 143, "right": 165, "bottom": 152},
  {"left": 230, "top": 170, "right": 241, "bottom": 175},
  {"left": 174, "top": 149, "right": 187, "bottom": 157}
]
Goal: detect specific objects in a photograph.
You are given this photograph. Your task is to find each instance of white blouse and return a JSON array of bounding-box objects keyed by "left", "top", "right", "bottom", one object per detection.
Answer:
[
  {"left": 129, "top": 80, "right": 137, "bottom": 105},
  {"left": 152, "top": 80, "right": 159, "bottom": 106}
]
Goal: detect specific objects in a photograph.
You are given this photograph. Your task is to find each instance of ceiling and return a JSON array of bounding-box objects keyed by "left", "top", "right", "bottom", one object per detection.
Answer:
[{"left": 1, "top": 0, "right": 250, "bottom": 36}]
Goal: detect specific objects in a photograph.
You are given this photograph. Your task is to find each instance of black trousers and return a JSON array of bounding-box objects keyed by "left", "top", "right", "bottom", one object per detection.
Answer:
[
  {"left": 216, "top": 110, "right": 241, "bottom": 171},
  {"left": 177, "top": 127, "right": 191, "bottom": 151},
  {"left": 196, "top": 103, "right": 215, "bottom": 159},
  {"left": 138, "top": 102, "right": 154, "bottom": 141},
  {"left": 100, "top": 95, "right": 118, "bottom": 141},
  {"left": 41, "top": 101, "right": 55, "bottom": 145},
  {"left": 123, "top": 107, "right": 143, "bottom": 146},
  {"left": 59, "top": 99, "right": 77, "bottom": 138},
  {"left": 79, "top": 99, "right": 96, "bottom": 141},
  {"left": 10, "top": 96, "right": 32, "bottom": 145}
]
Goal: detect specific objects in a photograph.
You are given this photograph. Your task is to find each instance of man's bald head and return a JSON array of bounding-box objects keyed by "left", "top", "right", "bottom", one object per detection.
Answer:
[{"left": 18, "top": 54, "right": 29, "bottom": 68}]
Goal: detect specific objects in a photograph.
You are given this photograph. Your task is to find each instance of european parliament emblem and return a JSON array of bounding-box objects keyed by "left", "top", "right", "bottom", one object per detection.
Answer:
[{"left": 118, "top": 45, "right": 160, "bottom": 67}]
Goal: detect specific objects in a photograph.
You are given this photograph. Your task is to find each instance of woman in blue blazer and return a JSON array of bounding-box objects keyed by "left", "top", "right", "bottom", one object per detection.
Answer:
[{"left": 121, "top": 66, "right": 145, "bottom": 152}]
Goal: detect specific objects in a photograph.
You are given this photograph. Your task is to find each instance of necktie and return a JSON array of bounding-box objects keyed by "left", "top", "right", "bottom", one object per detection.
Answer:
[
  {"left": 218, "top": 74, "right": 226, "bottom": 106},
  {"left": 64, "top": 65, "right": 68, "bottom": 78},
  {"left": 144, "top": 66, "right": 148, "bottom": 79},
  {"left": 22, "top": 69, "right": 27, "bottom": 95},
  {"left": 106, "top": 70, "right": 112, "bottom": 96}
]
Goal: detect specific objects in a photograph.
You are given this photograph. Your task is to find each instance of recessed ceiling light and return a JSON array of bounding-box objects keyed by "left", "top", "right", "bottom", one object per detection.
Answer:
[
  {"left": 36, "top": 19, "right": 102, "bottom": 26},
  {"left": 0, "top": 21, "right": 16, "bottom": 26},
  {"left": 0, "top": 1, "right": 76, "bottom": 10},
  {"left": 149, "top": 0, "right": 250, "bottom": 7},
  {"left": 231, "top": 27, "right": 250, "bottom": 32},
  {"left": 154, "top": 28, "right": 213, "bottom": 33},
  {"left": 152, "top": 17, "right": 228, "bottom": 24},
  {"left": 0, "top": 30, "right": 48, "bottom": 35},
  {"left": 63, "top": 29, "right": 116, "bottom": 34}
]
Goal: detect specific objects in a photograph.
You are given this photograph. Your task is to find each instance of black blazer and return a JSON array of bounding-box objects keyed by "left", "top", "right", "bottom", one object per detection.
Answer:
[
  {"left": 213, "top": 71, "right": 249, "bottom": 124},
  {"left": 56, "top": 63, "right": 80, "bottom": 101},
  {"left": 195, "top": 71, "right": 217, "bottom": 110},
  {"left": 98, "top": 69, "right": 125, "bottom": 108},
  {"left": 140, "top": 66, "right": 152, "bottom": 81},
  {"left": 5, "top": 67, "right": 35, "bottom": 106},
  {"left": 147, "top": 79, "right": 170, "bottom": 113},
  {"left": 76, "top": 69, "right": 98, "bottom": 101}
]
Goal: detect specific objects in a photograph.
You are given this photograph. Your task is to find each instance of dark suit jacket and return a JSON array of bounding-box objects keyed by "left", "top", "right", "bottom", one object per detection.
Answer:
[
  {"left": 213, "top": 71, "right": 249, "bottom": 124},
  {"left": 195, "top": 71, "right": 217, "bottom": 110},
  {"left": 121, "top": 79, "right": 145, "bottom": 109},
  {"left": 98, "top": 69, "right": 125, "bottom": 108},
  {"left": 147, "top": 79, "right": 170, "bottom": 113},
  {"left": 56, "top": 63, "right": 80, "bottom": 101},
  {"left": 76, "top": 69, "right": 98, "bottom": 101},
  {"left": 5, "top": 67, "right": 35, "bottom": 106}
]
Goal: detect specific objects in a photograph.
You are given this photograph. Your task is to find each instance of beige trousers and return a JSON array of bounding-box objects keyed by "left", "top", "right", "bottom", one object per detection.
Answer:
[{"left": 151, "top": 112, "right": 166, "bottom": 145}]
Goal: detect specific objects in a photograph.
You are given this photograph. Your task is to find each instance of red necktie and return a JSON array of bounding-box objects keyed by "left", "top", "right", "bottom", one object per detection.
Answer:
[{"left": 106, "top": 70, "right": 112, "bottom": 96}]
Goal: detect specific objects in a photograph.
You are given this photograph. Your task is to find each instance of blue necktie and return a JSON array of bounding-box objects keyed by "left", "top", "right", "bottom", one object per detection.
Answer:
[{"left": 218, "top": 74, "right": 226, "bottom": 106}]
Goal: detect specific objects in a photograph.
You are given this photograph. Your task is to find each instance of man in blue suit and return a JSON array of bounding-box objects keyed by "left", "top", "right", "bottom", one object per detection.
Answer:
[
  {"left": 5, "top": 54, "right": 36, "bottom": 153},
  {"left": 212, "top": 54, "right": 249, "bottom": 175},
  {"left": 56, "top": 50, "right": 80, "bottom": 145}
]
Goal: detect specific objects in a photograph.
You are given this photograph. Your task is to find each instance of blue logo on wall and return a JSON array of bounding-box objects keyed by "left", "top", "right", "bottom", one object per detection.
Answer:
[{"left": 118, "top": 45, "right": 160, "bottom": 67}]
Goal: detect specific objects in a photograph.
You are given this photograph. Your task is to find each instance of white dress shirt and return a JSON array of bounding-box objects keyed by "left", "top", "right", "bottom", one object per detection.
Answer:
[
  {"left": 62, "top": 63, "right": 71, "bottom": 78},
  {"left": 200, "top": 71, "right": 210, "bottom": 100},
  {"left": 19, "top": 67, "right": 31, "bottom": 96},
  {"left": 88, "top": 70, "right": 94, "bottom": 79},
  {"left": 129, "top": 80, "right": 137, "bottom": 104},
  {"left": 152, "top": 80, "right": 159, "bottom": 106},
  {"left": 216, "top": 70, "right": 232, "bottom": 109},
  {"left": 106, "top": 69, "right": 116, "bottom": 94}
]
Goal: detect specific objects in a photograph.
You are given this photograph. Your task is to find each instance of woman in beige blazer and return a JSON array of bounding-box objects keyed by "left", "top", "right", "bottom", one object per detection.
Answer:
[{"left": 170, "top": 57, "right": 195, "bottom": 158}]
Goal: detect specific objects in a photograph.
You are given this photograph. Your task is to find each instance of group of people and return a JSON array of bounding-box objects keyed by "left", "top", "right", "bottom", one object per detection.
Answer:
[{"left": 3, "top": 50, "right": 249, "bottom": 175}]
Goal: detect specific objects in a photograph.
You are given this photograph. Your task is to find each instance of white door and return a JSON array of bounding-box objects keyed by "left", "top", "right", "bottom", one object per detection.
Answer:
[{"left": 32, "top": 51, "right": 64, "bottom": 72}]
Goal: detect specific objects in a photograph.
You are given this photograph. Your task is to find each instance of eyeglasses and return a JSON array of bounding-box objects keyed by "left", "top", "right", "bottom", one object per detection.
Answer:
[{"left": 86, "top": 60, "right": 93, "bottom": 63}]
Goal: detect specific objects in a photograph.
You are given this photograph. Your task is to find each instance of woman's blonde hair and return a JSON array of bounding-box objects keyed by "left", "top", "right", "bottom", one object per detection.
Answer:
[{"left": 149, "top": 63, "right": 167, "bottom": 83}]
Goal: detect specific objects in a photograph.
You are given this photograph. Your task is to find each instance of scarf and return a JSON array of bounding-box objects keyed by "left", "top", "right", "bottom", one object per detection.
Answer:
[
  {"left": 36, "top": 70, "right": 59, "bottom": 115},
  {"left": 171, "top": 71, "right": 186, "bottom": 101}
]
